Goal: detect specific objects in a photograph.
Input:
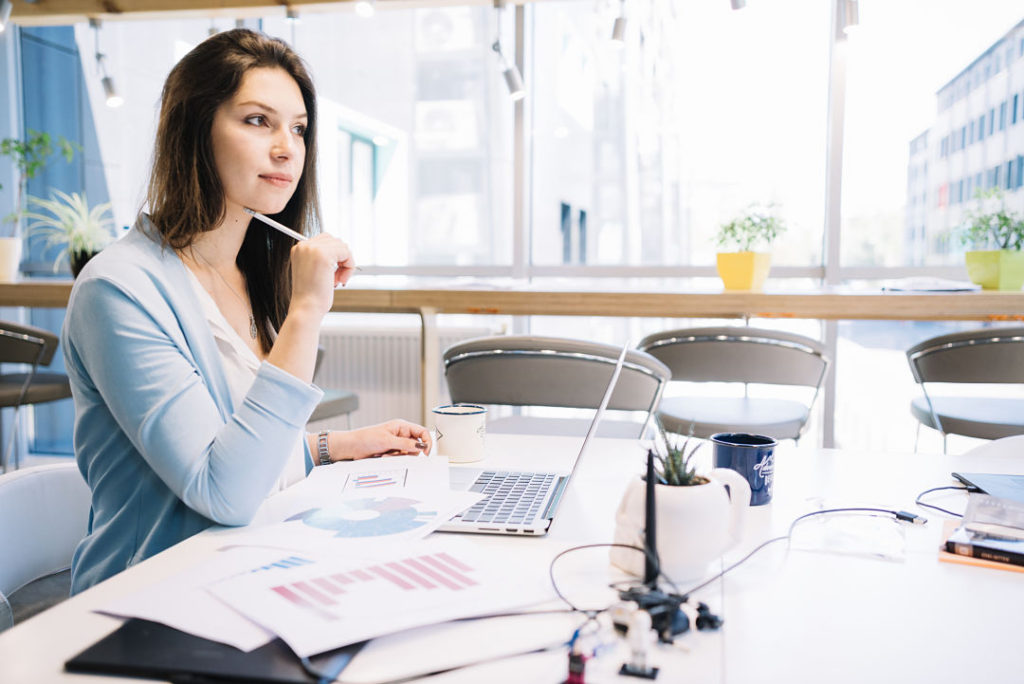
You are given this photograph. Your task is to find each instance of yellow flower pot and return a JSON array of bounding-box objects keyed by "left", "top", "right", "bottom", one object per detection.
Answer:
[
  {"left": 716, "top": 252, "right": 772, "bottom": 291},
  {"left": 964, "top": 250, "right": 1024, "bottom": 291}
]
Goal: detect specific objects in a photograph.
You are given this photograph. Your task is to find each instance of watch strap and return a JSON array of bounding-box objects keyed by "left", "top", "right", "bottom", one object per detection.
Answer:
[{"left": 317, "top": 430, "right": 331, "bottom": 466}]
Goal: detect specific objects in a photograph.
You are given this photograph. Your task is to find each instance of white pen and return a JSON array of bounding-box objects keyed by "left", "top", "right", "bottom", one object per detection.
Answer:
[
  {"left": 244, "top": 207, "right": 362, "bottom": 272},
  {"left": 243, "top": 207, "right": 308, "bottom": 241}
]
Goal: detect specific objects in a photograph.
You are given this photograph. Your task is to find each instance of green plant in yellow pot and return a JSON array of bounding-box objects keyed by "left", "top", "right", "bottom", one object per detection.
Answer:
[
  {"left": 959, "top": 189, "right": 1024, "bottom": 291},
  {"left": 714, "top": 205, "right": 786, "bottom": 291}
]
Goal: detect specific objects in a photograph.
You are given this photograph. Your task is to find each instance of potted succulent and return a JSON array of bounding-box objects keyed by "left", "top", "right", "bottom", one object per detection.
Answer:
[
  {"left": 23, "top": 190, "right": 118, "bottom": 277},
  {"left": 714, "top": 204, "right": 787, "bottom": 291},
  {"left": 610, "top": 429, "right": 750, "bottom": 582},
  {"left": 958, "top": 188, "right": 1024, "bottom": 291},
  {"left": 0, "top": 130, "right": 77, "bottom": 281}
]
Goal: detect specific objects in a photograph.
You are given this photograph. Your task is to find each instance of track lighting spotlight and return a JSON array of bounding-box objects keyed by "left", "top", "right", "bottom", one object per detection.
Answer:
[
  {"left": 0, "top": 0, "right": 12, "bottom": 34},
  {"left": 354, "top": 0, "right": 375, "bottom": 19},
  {"left": 493, "top": 41, "right": 525, "bottom": 101}
]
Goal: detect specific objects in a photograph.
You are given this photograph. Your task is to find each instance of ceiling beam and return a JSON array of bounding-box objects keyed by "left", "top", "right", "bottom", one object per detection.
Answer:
[{"left": 8, "top": 0, "right": 528, "bottom": 26}]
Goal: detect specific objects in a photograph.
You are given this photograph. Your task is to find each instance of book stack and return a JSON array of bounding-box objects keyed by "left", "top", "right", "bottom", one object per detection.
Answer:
[{"left": 940, "top": 520, "right": 1024, "bottom": 574}]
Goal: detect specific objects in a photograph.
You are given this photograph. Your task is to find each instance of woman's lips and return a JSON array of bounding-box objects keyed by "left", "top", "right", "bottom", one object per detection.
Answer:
[{"left": 259, "top": 174, "right": 293, "bottom": 188}]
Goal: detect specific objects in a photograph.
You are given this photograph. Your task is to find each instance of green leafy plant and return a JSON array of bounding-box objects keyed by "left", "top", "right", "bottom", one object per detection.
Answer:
[
  {"left": 715, "top": 204, "right": 787, "bottom": 252},
  {"left": 958, "top": 188, "right": 1024, "bottom": 251},
  {"left": 23, "top": 190, "right": 117, "bottom": 271},
  {"left": 652, "top": 424, "right": 708, "bottom": 487},
  {"left": 0, "top": 130, "right": 78, "bottom": 233}
]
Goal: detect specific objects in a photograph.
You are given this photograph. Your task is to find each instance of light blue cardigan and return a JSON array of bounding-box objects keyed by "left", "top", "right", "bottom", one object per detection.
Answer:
[{"left": 62, "top": 218, "right": 322, "bottom": 594}]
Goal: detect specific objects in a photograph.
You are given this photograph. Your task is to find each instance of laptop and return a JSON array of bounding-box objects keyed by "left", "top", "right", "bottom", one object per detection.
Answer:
[
  {"left": 438, "top": 344, "right": 629, "bottom": 537},
  {"left": 952, "top": 472, "right": 1024, "bottom": 505}
]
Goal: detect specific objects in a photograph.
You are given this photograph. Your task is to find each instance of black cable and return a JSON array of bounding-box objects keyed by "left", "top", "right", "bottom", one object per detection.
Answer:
[
  {"left": 548, "top": 542, "right": 679, "bottom": 612},
  {"left": 299, "top": 508, "right": 923, "bottom": 682},
  {"left": 681, "top": 506, "right": 916, "bottom": 596},
  {"left": 915, "top": 485, "right": 969, "bottom": 518}
]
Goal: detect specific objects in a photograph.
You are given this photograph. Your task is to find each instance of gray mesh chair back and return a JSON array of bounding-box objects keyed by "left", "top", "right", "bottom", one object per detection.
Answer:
[
  {"left": 906, "top": 326, "right": 1024, "bottom": 451},
  {"left": 638, "top": 326, "right": 829, "bottom": 440},
  {"left": 0, "top": 321, "right": 72, "bottom": 472},
  {"left": 443, "top": 335, "right": 671, "bottom": 438},
  {"left": 0, "top": 463, "right": 90, "bottom": 631}
]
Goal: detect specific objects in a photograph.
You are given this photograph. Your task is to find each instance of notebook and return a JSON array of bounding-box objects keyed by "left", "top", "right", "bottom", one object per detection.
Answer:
[
  {"left": 952, "top": 472, "right": 1024, "bottom": 505},
  {"left": 437, "top": 344, "right": 629, "bottom": 537},
  {"left": 65, "top": 618, "right": 364, "bottom": 683}
]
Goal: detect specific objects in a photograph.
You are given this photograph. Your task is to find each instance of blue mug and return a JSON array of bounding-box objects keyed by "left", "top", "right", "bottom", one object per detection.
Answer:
[{"left": 711, "top": 433, "right": 777, "bottom": 506}]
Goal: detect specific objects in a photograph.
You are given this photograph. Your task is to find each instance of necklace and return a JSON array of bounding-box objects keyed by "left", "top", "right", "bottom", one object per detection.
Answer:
[{"left": 189, "top": 247, "right": 258, "bottom": 340}]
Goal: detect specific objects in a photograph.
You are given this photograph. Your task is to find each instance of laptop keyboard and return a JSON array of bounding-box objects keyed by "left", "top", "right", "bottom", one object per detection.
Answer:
[{"left": 457, "top": 471, "right": 555, "bottom": 525}]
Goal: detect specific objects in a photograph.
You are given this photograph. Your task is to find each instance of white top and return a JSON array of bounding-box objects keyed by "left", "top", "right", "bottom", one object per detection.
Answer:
[{"left": 185, "top": 268, "right": 306, "bottom": 493}]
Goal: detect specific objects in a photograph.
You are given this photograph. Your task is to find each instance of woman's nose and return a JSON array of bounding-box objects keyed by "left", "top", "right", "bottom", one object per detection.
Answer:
[{"left": 271, "top": 127, "right": 298, "bottom": 159}]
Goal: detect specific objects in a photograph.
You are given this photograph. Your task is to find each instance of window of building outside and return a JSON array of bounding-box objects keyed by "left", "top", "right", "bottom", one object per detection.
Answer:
[{"left": 836, "top": 2, "right": 1024, "bottom": 453}]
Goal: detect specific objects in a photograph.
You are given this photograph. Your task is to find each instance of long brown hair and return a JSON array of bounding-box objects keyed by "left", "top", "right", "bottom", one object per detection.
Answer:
[{"left": 146, "top": 29, "right": 320, "bottom": 353}]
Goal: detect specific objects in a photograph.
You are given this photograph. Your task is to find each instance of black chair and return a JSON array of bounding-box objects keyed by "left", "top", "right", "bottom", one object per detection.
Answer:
[
  {"left": 0, "top": 321, "right": 72, "bottom": 472},
  {"left": 906, "top": 326, "right": 1024, "bottom": 453}
]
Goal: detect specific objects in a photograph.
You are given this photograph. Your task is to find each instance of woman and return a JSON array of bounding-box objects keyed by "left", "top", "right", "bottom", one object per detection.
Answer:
[{"left": 62, "top": 29, "right": 431, "bottom": 594}]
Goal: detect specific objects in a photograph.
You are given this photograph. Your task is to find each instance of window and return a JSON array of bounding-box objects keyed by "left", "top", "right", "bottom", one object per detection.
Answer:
[
  {"left": 839, "top": 1, "right": 1023, "bottom": 268},
  {"left": 528, "top": 0, "right": 828, "bottom": 269}
]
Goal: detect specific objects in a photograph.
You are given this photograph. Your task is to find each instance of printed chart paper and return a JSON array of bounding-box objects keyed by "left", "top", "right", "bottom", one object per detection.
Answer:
[
  {"left": 99, "top": 546, "right": 311, "bottom": 651},
  {"left": 207, "top": 539, "right": 554, "bottom": 657},
  {"left": 221, "top": 486, "right": 481, "bottom": 553}
]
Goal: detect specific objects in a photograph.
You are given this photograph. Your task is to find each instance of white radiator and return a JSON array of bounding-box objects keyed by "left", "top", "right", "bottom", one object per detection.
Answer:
[{"left": 309, "top": 322, "right": 497, "bottom": 431}]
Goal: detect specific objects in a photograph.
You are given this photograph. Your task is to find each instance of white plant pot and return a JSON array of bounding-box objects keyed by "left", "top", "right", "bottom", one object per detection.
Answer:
[
  {"left": 610, "top": 468, "right": 751, "bottom": 582},
  {"left": 0, "top": 237, "right": 22, "bottom": 282}
]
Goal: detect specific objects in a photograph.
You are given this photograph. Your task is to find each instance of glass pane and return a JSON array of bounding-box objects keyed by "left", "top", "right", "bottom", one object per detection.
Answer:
[
  {"left": 840, "top": 2, "right": 1024, "bottom": 266},
  {"left": 834, "top": 320, "right": 1019, "bottom": 454},
  {"left": 271, "top": 8, "right": 516, "bottom": 267},
  {"left": 83, "top": 10, "right": 516, "bottom": 267},
  {"left": 528, "top": 0, "right": 829, "bottom": 268}
]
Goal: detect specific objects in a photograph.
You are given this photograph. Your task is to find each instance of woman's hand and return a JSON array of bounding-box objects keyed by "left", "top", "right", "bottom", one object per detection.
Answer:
[
  {"left": 328, "top": 420, "right": 432, "bottom": 461},
  {"left": 288, "top": 233, "right": 356, "bottom": 318}
]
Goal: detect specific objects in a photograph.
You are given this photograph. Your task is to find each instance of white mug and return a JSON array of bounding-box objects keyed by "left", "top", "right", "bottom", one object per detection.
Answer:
[{"left": 432, "top": 404, "right": 486, "bottom": 464}]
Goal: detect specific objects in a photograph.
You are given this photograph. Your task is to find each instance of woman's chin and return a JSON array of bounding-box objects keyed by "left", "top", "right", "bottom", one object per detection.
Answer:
[{"left": 250, "top": 202, "right": 289, "bottom": 216}]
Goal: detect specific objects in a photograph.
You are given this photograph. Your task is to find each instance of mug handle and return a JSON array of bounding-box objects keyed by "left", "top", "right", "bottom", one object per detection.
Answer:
[{"left": 709, "top": 467, "right": 751, "bottom": 547}]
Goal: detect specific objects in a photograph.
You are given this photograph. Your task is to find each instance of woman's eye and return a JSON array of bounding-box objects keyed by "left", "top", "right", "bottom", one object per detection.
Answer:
[
  {"left": 292, "top": 124, "right": 306, "bottom": 136},
  {"left": 244, "top": 114, "right": 267, "bottom": 126}
]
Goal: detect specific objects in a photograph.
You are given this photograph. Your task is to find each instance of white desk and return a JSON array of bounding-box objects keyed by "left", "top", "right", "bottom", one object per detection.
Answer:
[{"left": 2, "top": 434, "right": 1023, "bottom": 682}]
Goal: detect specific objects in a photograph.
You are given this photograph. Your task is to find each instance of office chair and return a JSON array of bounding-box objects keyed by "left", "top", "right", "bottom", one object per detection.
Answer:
[
  {"left": 0, "top": 463, "right": 90, "bottom": 631},
  {"left": 0, "top": 321, "right": 73, "bottom": 473},
  {"left": 906, "top": 326, "right": 1024, "bottom": 453},
  {"left": 311, "top": 346, "right": 359, "bottom": 428},
  {"left": 443, "top": 335, "right": 671, "bottom": 438},
  {"left": 638, "top": 326, "right": 830, "bottom": 441}
]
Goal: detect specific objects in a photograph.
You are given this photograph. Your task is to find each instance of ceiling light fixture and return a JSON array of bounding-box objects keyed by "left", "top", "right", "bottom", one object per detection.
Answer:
[
  {"left": 354, "top": 0, "right": 375, "bottom": 19},
  {"left": 730, "top": 0, "right": 746, "bottom": 9},
  {"left": 494, "top": 41, "right": 525, "bottom": 101},
  {"left": 90, "top": 18, "right": 124, "bottom": 108},
  {"left": 0, "top": 0, "right": 13, "bottom": 33},
  {"left": 843, "top": 0, "right": 859, "bottom": 34},
  {"left": 611, "top": 0, "right": 626, "bottom": 43},
  {"left": 493, "top": 0, "right": 525, "bottom": 101}
]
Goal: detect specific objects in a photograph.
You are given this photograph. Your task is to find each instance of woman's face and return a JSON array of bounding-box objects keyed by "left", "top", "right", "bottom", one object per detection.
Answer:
[{"left": 210, "top": 66, "right": 307, "bottom": 218}]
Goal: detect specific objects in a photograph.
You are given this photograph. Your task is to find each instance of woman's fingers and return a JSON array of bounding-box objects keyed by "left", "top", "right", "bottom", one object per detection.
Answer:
[
  {"left": 337, "top": 420, "right": 433, "bottom": 460},
  {"left": 289, "top": 234, "right": 354, "bottom": 314}
]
